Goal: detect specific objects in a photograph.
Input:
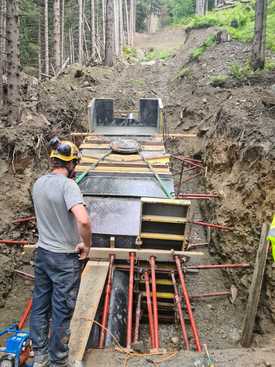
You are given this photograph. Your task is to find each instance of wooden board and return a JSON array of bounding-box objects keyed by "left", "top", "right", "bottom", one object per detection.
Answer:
[
  {"left": 69, "top": 261, "right": 109, "bottom": 361},
  {"left": 141, "top": 197, "right": 191, "bottom": 206},
  {"left": 142, "top": 215, "right": 187, "bottom": 224},
  {"left": 240, "top": 223, "right": 269, "bottom": 347},
  {"left": 89, "top": 247, "right": 203, "bottom": 262},
  {"left": 140, "top": 232, "right": 185, "bottom": 241},
  {"left": 75, "top": 165, "right": 170, "bottom": 174}
]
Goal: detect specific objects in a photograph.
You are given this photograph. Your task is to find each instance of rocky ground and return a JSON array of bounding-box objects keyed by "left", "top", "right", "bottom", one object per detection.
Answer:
[{"left": 0, "top": 26, "right": 275, "bottom": 365}]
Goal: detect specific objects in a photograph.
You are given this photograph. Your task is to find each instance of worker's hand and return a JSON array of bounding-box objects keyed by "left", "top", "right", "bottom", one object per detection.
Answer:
[{"left": 75, "top": 242, "right": 90, "bottom": 260}]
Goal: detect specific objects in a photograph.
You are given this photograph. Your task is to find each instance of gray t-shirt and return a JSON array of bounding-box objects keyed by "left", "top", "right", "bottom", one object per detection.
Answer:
[{"left": 32, "top": 173, "right": 84, "bottom": 253}]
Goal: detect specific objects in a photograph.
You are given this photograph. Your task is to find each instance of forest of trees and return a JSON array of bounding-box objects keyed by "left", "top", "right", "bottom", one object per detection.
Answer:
[{"left": 0, "top": 0, "right": 269, "bottom": 125}]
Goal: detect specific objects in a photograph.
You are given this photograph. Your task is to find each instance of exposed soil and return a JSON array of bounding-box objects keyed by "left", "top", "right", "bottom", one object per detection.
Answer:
[{"left": 0, "top": 27, "right": 275, "bottom": 365}]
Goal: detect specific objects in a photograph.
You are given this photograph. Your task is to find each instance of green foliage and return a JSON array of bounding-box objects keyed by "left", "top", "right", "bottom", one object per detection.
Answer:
[
  {"left": 136, "top": 0, "right": 161, "bottom": 32},
  {"left": 210, "top": 74, "right": 228, "bottom": 87},
  {"left": 166, "top": 0, "right": 195, "bottom": 23},
  {"left": 123, "top": 47, "right": 138, "bottom": 60},
  {"left": 180, "top": 1, "right": 275, "bottom": 51},
  {"left": 229, "top": 61, "right": 253, "bottom": 80},
  {"left": 175, "top": 66, "right": 192, "bottom": 79},
  {"left": 20, "top": 0, "right": 40, "bottom": 68},
  {"left": 143, "top": 49, "right": 172, "bottom": 61},
  {"left": 190, "top": 35, "right": 216, "bottom": 61},
  {"left": 265, "top": 59, "right": 275, "bottom": 71}
]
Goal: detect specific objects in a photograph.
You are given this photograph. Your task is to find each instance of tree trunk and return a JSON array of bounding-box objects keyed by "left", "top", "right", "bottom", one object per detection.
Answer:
[
  {"left": 113, "top": 0, "right": 119, "bottom": 56},
  {"left": 78, "top": 0, "right": 83, "bottom": 64},
  {"left": 44, "top": 0, "right": 49, "bottom": 75},
  {"left": 0, "top": 0, "right": 6, "bottom": 107},
  {"left": 91, "top": 0, "right": 96, "bottom": 60},
  {"left": 104, "top": 0, "right": 114, "bottom": 66},
  {"left": 118, "top": 0, "right": 124, "bottom": 54},
  {"left": 53, "top": 0, "right": 61, "bottom": 71},
  {"left": 102, "top": 0, "right": 106, "bottom": 50},
  {"left": 38, "top": 10, "right": 42, "bottom": 81},
  {"left": 61, "top": 0, "right": 65, "bottom": 65},
  {"left": 196, "top": 0, "right": 206, "bottom": 16},
  {"left": 129, "top": 0, "right": 134, "bottom": 46},
  {"left": 251, "top": 0, "right": 267, "bottom": 70},
  {"left": 124, "top": 0, "right": 130, "bottom": 45},
  {"left": 6, "top": 0, "right": 20, "bottom": 125}
]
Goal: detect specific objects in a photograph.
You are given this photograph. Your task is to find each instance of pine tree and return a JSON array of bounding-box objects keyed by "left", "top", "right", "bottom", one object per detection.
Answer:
[{"left": 6, "top": 0, "right": 20, "bottom": 125}]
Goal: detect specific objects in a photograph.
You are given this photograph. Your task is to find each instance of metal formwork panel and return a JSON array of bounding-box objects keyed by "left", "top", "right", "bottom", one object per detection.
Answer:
[
  {"left": 80, "top": 174, "right": 174, "bottom": 198},
  {"left": 85, "top": 197, "right": 141, "bottom": 236}
]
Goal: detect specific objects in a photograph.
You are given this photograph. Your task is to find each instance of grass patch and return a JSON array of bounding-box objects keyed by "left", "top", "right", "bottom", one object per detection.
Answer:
[
  {"left": 174, "top": 66, "right": 192, "bottom": 81},
  {"left": 129, "top": 79, "right": 145, "bottom": 87},
  {"left": 229, "top": 61, "right": 253, "bottom": 80},
  {"left": 210, "top": 74, "right": 229, "bottom": 87},
  {"left": 143, "top": 49, "right": 172, "bottom": 61},
  {"left": 190, "top": 35, "right": 216, "bottom": 61},
  {"left": 123, "top": 46, "right": 138, "bottom": 60}
]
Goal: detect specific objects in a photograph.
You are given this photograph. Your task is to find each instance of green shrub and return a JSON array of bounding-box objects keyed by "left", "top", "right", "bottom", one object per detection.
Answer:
[
  {"left": 123, "top": 47, "right": 138, "bottom": 60},
  {"left": 229, "top": 62, "right": 253, "bottom": 80},
  {"left": 175, "top": 66, "right": 192, "bottom": 79},
  {"left": 190, "top": 35, "right": 216, "bottom": 61},
  {"left": 210, "top": 74, "right": 229, "bottom": 87},
  {"left": 143, "top": 49, "right": 172, "bottom": 61}
]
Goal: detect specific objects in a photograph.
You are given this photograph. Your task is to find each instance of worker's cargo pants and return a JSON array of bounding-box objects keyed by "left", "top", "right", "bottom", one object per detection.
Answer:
[{"left": 30, "top": 247, "right": 81, "bottom": 367}]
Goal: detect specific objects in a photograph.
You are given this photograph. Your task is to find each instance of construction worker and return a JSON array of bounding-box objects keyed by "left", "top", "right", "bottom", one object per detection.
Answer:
[
  {"left": 30, "top": 138, "right": 92, "bottom": 367},
  {"left": 267, "top": 214, "right": 275, "bottom": 263}
]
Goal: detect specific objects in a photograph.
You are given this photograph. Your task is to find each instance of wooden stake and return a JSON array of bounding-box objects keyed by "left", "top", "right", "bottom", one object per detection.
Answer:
[{"left": 241, "top": 223, "right": 269, "bottom": 347}]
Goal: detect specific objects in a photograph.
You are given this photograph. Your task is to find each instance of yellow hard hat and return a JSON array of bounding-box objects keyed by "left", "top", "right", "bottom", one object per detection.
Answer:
[{"left": 49, "top": 138, "right": 80, "bottom": 162}]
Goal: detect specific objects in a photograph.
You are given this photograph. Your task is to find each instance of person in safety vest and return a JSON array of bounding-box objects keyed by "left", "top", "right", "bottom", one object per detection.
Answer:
[
  {"left": 267, "top": 214, "right": 275, "bottom": 263},
  {"left": 30, "top": 137, "right": 92, "bottom": 367}
]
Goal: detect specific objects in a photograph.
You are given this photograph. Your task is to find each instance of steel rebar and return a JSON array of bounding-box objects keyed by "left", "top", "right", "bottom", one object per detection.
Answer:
[
  {"left": 175, "top": 255, "right": 202, "bottom": 352},
  {"left": 127, "top": 252, "right": 135, "bottom": 349},
  {"left": 171, "top": 272, "right": 190, "bottom": 350},
  {"left": 0, "top": 240, "right": 30, "bottom": 245},
  {"left": 18, "top": 299, "right": 32, "bottom": 329},
  {"left": 144, "top": 271, "right": 155, "bottom": 349},
  {"left": 134, "top": 293, "right": 142, "bottom": 344},
  {"left": 150, "top": 256, "right": 159, "bottom": 349},
  {"left": 99, "top": 254, "right": 115, "bottom": 348},
  {"left": 187, "top": 263, "right": 250, "bottom": 270}
]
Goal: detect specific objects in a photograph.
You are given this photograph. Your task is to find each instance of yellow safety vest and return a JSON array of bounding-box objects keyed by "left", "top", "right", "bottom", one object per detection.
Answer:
[{"left": 267, "top": 215, "right": 275, "bottom": 262}]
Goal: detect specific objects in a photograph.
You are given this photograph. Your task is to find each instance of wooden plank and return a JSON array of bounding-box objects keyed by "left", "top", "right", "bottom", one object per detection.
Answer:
[
  {"left": 167, "top": 133, "right": 197, "bottom": 138},
  {"left": 240, "top": 223, "right": 269, "bottom": 347},
  {"left": 81, "top": 153, "right": 170, "bottom": 163},
  {"left": 75, "top": 165, "right": 170, "bottom": 174},
  {"left": 140, "top": 232, "right": 185, "bottom": 241},
  {"left": 80, "top": 157, "right": 168, "bottom": 168},
  {"left": 141, "top": 197, "right": 191, "bottom": 206},
  {"left": 89, "top": 247, "right": 204, "bottom": 262},
  {"left": 80, "top": 143, "right": 165, "bottom": 151},
  {"left": 69, "top": 261, "right": 109, "bottom": 361},
  {"left": 142, "top": 215, "right": 187, "bottom": 224}
]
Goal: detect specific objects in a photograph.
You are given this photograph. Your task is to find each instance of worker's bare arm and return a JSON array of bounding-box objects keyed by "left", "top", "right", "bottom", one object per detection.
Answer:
[{"left": 71, "top": 204, "right": 92, "bottom": 259}]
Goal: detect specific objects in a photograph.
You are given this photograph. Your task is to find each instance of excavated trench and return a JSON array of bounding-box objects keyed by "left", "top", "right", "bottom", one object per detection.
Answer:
[{"left": 0, "top": 27, "right": 275, "bottom": 365}]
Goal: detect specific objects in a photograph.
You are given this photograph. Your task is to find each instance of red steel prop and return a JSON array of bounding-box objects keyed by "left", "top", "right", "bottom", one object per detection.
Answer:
[
  {"left": 18, "top": 299, "right": 33, "bottom": 329},
  {"left": 150, "top": 256, "right": 159, "bottom": 349},
  {"left": 144, "top": 271, "right": 155, "bottom": 349},
  {"left": 175, "top": 255, "right": 202, "bottom": 352},
  {"left": 126, "top": 252, "right": 135, "bottom": 349},
  {"left": 134, "top": 293, "right": 142, "bottom": 344},
  {"left": 171, "top": 272, "right": 190, "bottom": 350},
  {"left": 99, "top": 254, "right": 115, "bottom": 348}
]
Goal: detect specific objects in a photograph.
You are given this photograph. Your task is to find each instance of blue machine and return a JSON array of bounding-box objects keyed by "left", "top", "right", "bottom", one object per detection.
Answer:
[{"left": 0, "top": 326, "right": 32, "bottom": 367}]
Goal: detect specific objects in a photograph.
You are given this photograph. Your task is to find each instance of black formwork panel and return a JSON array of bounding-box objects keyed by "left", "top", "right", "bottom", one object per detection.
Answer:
[
  {"left": 141, "top": 238, "right": 183, "bottom": 251},
  {"left": 141, "top": 222, "right": 186, "bottom": 235},
  {"left": 142, "top": 202, "right": 189, "bottom": 217},
  {"left": 80, "top": 173, "right": 174, "bottom": 198}
]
